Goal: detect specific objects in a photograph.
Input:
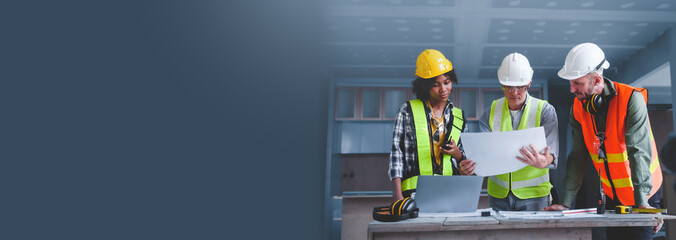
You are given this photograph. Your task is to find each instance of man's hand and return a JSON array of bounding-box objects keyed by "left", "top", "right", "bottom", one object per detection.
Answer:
[
  {"left": 440, "top": 139, "right": 463, "bottom": 160},
  {"left": 516, "top": 145, "right": 552, "bottom": 169},
  {"left": 637, "top": 205, "right": 663, "bottom": 233},
  {"left": 543, "top": 204, "right": 569, "bottom": 211},
  {"left": 654, "top": 218, "right": 664, "bottom": 233},
  {"left": 459, "top": 159, "right": 476, "bottom": 175}
]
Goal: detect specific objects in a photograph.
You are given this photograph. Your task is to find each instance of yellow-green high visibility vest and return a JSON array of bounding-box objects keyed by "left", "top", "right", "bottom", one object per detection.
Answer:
[
  {"left": 486, "top": 96, "right": 552, "bottom": 199},
  {"left": 401, "top": 99, "right": 464, "bottom": 192}
]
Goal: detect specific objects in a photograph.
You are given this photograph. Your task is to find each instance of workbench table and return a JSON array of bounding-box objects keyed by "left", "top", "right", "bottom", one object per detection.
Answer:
[{"left": 368, "top": 212, "right": 676, "bottom": 240}]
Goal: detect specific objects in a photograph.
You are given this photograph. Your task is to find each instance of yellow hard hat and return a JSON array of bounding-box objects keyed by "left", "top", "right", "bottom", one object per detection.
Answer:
[{"left": 415, "top": 49, "right": 453, "bottom": 79}]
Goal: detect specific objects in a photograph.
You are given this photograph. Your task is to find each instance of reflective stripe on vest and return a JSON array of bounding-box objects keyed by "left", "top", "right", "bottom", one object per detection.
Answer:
[
  {"left": 487, "top": 96, "right": 552, "bottom": 199},
  {"left": 401, "top": 99, "right": 464, "bottom": 192},
  {"left": 572, "top": 81, "right": 662, "bottom": 206}
]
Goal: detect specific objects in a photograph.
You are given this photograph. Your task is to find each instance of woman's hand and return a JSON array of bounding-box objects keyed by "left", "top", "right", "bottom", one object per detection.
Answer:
[{"left": 440, "top": 139, "right": 463, "bottom": 160}]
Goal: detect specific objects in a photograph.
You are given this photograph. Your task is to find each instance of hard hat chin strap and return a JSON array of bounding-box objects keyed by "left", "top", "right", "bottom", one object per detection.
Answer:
[{"left": 594, "top": 58, "right": 606, "bottom": 71}]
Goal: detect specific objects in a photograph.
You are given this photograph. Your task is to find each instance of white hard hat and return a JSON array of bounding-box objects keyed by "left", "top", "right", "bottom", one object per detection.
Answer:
[
  {"left": 497, "top": 52, "right": 533, "bottom": 86},
  {"left": 558, "top": 43, "right": 610, "bottom": 80}
]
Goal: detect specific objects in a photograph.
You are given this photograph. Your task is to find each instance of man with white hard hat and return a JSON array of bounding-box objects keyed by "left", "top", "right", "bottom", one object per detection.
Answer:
[
  {"left": 463, "top": 52, "right": 559, "bottom": 211},
  {"left": 543, "top": 43, "right": 663, "bottom": 239}
]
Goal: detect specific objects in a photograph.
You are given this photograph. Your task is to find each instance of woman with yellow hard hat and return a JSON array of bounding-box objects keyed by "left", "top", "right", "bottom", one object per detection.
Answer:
[{"left": 388, "top": 49, "right": 475, "bottom": 201}]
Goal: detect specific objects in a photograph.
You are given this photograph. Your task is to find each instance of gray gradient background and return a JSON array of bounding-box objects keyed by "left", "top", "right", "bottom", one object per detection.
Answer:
[{"left": 3, "top": 1, "right": 325, "bottom": 239}]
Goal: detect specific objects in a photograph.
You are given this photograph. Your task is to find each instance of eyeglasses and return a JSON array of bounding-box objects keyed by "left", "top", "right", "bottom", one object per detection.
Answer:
[{"left": 501, "top": 85, "right": 529, "bottom": 92}]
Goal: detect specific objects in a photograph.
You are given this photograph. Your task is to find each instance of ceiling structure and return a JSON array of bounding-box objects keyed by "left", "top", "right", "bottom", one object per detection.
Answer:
[{"left": 322, "top": 0, "right": 676, "bottom": 84}]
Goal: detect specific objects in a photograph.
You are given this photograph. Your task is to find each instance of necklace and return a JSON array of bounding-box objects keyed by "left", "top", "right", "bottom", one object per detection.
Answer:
[
  {"left": 426, "top": 100, "right": 445, "bottom": 143},
  {"left": 426, "top": 100, "right": 444, "bottom": 118}
]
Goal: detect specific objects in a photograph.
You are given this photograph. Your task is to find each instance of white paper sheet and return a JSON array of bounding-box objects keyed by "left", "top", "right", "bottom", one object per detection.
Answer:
[
  {"left": 497, "top": 210, "right": 604, "bottom": 219},
  {"left": 497, "top": 210, "right": 563, "bottom": 219},
  {"left": 461, "top": 127, "right": 547, "bottom": 176}
]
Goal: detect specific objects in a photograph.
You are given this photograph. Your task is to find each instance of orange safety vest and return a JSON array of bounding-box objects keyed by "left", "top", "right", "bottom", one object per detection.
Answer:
[{"left": 572, "top": 81, "right": 662, "bottom": 206}]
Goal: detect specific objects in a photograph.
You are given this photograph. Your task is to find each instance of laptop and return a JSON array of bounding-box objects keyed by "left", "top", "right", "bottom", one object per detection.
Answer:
[{"left": 414, "top": 175, "right": 483, "bottom": 213}]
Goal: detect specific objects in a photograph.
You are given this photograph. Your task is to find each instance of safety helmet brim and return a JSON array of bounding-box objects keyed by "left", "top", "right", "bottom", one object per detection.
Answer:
[
  {"left": 557, "top": 68, "right": 581, "bottom": 80},
  {"left": 499, "top": 79, "right": 531, "bottom": 87},
  {"left": 557, "top": 60, "right": 609, "bottom": 80}
]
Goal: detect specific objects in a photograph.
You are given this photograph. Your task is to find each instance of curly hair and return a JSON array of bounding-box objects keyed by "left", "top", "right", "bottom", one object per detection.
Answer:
[{"left": 412, "top": 69, "right": 458, "bottom": 100}]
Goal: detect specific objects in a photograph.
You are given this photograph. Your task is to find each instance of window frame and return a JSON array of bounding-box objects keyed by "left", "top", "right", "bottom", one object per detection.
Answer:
[
  {"left": 334, "top": 86, "right": 541, "bottom": 121},
  {"left": 359, "top": 87, "right": 383, "bottom": 120},
  {"left": 335, "top": 87, "right": 413, "bottom": 121},
  {"left": 454, "top": 88, "right": 479, "bottom": 121},
  {"left": 334, "top": 87, "right": 359, "bottom": 120},
  {"left": 382, "top": 87, "right": 410, "bottom": 120}
]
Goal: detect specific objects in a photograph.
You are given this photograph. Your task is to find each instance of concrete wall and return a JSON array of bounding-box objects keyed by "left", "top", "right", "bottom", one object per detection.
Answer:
[{"left": 615, "top": 28, "right": 673, "bottom": 84}]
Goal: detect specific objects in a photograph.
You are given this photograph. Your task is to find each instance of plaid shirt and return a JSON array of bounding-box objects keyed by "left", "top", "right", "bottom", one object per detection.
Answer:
[{"left": 388, "top": 99, "right": 467, "bottom": 181}]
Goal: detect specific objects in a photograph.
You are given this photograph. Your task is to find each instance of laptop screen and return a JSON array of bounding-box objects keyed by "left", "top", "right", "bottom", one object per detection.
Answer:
[{"left": 414, "top": 175, "right": 483, "bottom": 213}]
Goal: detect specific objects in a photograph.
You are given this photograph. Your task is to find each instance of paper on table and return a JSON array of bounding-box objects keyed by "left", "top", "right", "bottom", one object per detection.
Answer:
[
  {"left": 562, "top": 208, "right": 605, "bottom": 218},
  {"left": 461, "top": 127, "right": 547, "bottom": 176},
  {"left": 498, "top": 211, "right": 563, "bottom": 219},
  {"left": 497, "top": 210, "right": 605, "bottom": 219}
]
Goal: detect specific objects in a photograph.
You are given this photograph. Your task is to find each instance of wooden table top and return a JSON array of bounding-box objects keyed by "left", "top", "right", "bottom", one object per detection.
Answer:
[{"left": 368, "top": 212, "right": 676, "bottom": 233}]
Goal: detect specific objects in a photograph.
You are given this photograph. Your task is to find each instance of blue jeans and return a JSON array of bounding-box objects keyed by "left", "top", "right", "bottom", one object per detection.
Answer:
[
  {"left": 489, "top": 191, "right": 549, "bottom": 211},
  {"left": 604, "top": 187, "right": 662, "bottom": 240}
]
